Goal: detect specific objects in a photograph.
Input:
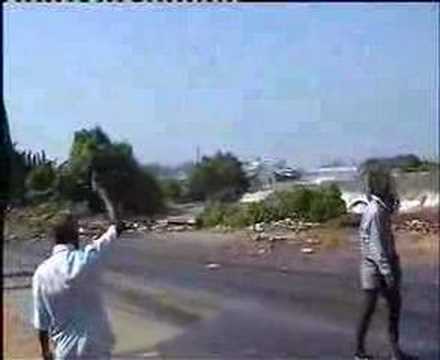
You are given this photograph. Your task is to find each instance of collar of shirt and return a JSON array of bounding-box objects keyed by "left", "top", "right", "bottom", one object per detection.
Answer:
[{"left": 52, "top": 244, "right": 75, "bottom": 256}]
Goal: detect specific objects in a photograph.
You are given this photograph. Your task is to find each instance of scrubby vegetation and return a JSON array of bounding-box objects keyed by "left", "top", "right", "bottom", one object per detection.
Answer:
[
  {"left": 188, "top": 151, "right": 250, "bottom": 202},
  {"left": 160, "top": 178, "right": 184, "bottom": 203},
  {"left": 26, "top": 164, "right": 57, "bottom": 192},
  {"left": 7, "top": 126, "right": 165, "bottom": 217},
  {"left": 197, "top": 184, "right": 347, "bottom": 228}
]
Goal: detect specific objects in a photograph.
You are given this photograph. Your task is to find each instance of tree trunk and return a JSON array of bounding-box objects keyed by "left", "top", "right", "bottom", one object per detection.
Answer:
[
  {"left": 1, "top": 101, "right": 13, "bottom": 243},
  {"left": 0, "top": 203, "right": 5, "bottom": 243}
]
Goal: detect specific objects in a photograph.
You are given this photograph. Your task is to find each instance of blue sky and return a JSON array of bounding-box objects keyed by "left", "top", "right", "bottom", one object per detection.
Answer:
[{"left": 4, "top": 3, "right": 439, "bottom": 167}]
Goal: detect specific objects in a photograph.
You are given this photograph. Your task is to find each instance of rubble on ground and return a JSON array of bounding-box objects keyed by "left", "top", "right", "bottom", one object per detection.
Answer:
[
  {"left": 305, "top": 238, "right": 321, "bottom": 245},
  {"left": 78, "top": 215, "right": 198, "bottom": 237},
  {"left": 249, "top": 218, "right": 320, "bottom": 234},
  {"left": 249, "top": 233, "right": 319, "bottom": 257},
  {"left": 153, "top": 216, "right": 198, "bottom": 232},
  {"left": 246, "top": 218, "right": 321, "bottom": 255},
  {"left": 394, "top": 218, "right": 439, "bottom": 235}
]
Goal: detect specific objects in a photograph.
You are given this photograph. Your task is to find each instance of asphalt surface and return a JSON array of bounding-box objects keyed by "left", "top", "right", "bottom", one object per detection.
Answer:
[{"left": 4, "top": 231, "right": 439, "bottom": 359}]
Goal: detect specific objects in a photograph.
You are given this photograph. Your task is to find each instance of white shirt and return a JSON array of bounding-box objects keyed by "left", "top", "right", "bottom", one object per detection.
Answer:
[{"left": 32, "top": 225, "right": 118, "bottom": 359}]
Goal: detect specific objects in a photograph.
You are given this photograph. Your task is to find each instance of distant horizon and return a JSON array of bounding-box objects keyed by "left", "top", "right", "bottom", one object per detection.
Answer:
[
  {"left": 9, "top": 136, "right": 437, "bottom": 172},
  {"left": 4, "top": 3, "right": 439, "bottom": 169}
]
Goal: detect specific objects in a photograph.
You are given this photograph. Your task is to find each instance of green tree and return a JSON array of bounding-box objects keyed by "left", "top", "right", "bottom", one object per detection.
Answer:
[
  {"left": 188, "top": 151, "right": 249, "bottom": 202},
  {"left": 63, "top": 126, "right": 163, "bottom": 215},
  {"left": 69, "top": 127, "right": 112, "bottom": 177},
  {"left": 26, "top": 164, "right": 57, "bottom": 192}
]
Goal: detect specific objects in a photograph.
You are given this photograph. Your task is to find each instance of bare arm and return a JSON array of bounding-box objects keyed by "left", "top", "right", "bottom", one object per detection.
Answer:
[{"left": 38, "top": 330, "right": 52, "bottom": 360}]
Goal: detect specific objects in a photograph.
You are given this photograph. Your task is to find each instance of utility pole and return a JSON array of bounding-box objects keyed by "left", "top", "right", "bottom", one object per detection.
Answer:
[{"left": 196, "top": 146, "right": 201, "bottom": 164}]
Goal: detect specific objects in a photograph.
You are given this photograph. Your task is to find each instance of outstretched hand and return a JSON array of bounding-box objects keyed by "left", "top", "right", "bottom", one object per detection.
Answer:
[{"left": 114, "top": 220, "right": 127, "bottom": 236}]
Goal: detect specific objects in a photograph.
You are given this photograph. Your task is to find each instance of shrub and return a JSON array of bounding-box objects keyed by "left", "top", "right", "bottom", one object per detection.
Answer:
[
  {"left": 198, "top": 184, "right": 347, "bottom": 228},
  {"left": 188, "top": 151, "right": 249, "bottom": 202},
  {"left": 308, "top": 184, "right": 346, "bottom": 222},
  {"left": 197, "top": 202, "right": 229, "bottom": 228},
  {"left": 26, "top": 164, "right": 57, "bottom": 192},
  {"left": 161, "top": 179, "right": 183, "bottom": 202}
]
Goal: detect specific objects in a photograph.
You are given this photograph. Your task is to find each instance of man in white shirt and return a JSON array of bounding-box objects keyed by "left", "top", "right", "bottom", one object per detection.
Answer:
[
  {"left": 354, "top": 166, "right": 416, "bottom": 360},
  {"left": 32, "top": 178, "right": 124, "bottom": 359}
]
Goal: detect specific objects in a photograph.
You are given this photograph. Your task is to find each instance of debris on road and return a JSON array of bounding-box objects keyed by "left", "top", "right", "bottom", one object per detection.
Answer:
[
  {"left": 305, "top": 238, "right": 321, "bottom": 245},
  {"left": 257, "top": 248, "right": 267, "bottom": 255},
  {"left": 248, "top": 218, "right": 321, "bottom": 234},
  {"left": 301, "top": 247, "right": 315, "bottom": 255},
  {"left": 251, "top": 232, "right": 269, "bottom": 242},
  {"left": 269, "top": 235, "right": 287, "bottom": 243},
  {"left": 140, "top": 351, "right": 161, "bottom": 358},
  {"left": 279, "top": 265, "right": 289, "bottom": 273},
  {"left": 206, "top": 263, "right": 221, "bottom": 270}
]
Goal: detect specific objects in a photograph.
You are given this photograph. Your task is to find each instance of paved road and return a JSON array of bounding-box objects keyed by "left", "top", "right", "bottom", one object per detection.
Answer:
[{"left": 4, "top": 232, "right": 439, "bottom": 359}]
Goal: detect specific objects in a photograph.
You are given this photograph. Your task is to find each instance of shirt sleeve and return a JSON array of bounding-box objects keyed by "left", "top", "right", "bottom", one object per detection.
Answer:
[
  {"left": 369, "top": 211, "right": 392, "bottom": 276},
  {"left": 32, "top": 273, "right": 51, "bottom": 331},
  {"left": 83, "top": 225, "right": 118, "bottom": 266}
]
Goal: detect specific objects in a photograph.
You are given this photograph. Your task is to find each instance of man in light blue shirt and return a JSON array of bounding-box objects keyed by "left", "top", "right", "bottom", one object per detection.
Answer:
[{"left": 33, "top": 178, "right": 124, "bottom": 359}]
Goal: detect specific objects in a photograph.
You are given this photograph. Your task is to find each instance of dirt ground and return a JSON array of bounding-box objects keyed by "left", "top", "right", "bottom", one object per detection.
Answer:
[{"left": 3, "top": 296, "right": 40, "bottom": 359}]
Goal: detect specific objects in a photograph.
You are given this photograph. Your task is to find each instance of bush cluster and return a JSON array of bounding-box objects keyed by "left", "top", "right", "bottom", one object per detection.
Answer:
[{"left": 197, "top": 184, "right": 346, "bottom": 228}]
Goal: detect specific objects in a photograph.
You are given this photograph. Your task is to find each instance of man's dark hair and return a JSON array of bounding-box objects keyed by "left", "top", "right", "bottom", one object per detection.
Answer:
[
  {"left": 360, "top": 164, "right": 399, "bottom": 210},
  {"left": 52, "top": 212, "right": 78, "bottom": 245}
]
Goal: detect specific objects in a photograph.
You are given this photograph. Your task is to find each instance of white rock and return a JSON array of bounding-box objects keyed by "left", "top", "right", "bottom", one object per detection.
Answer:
[
  {"left": 186, "top": 218, "right": 197, "bottom": 226},
  {"left": 301, "top": 247, "right": 315, "bottom": 254},
  {"left": 306, "top": 238, "right": 320, "bottom": 245},
  {"left": 206, "top": 263, "right": 221, "bottom": 270},
  {"left": 141, "top": 351, "right": 161, "bottom": 358},
  {"left": 254, "top": 223, "right": 264, "bottom": 232},
  {"left": 270, "top": 235, "right": 287, "bottom": 242}
]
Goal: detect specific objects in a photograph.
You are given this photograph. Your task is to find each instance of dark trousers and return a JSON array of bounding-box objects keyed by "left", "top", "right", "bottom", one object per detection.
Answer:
[{"left": 356, "top": 285, "right": 402, "bottom": 354}]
